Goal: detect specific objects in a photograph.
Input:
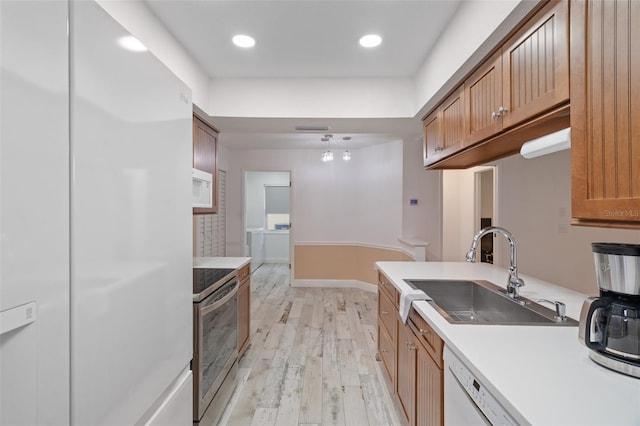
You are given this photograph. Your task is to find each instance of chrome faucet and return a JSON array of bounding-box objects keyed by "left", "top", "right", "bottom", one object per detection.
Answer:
[{"left": 465, "top": 226, "right": 525, "bottom": 299}]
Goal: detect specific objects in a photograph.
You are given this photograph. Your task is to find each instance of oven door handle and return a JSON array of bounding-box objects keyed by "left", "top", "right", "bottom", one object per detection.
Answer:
[{"left": 200, "top": 280, "right": 239, "bottom": 315}]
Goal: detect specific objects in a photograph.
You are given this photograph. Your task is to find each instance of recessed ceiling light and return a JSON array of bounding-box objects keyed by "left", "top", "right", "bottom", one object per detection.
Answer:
[
  {"left": 359, "top": 34, "right": 382, "bottom": 48},
  {"left": 232, "top": 34, "right": 256, "bottom": 48},
  {"left": 117, "top": 35, "right": 147, "bottom": 52}
]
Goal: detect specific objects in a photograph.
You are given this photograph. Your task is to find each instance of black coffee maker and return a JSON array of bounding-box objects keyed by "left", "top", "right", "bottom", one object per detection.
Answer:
[{"left": 579, "top": 243, "right": 640, "bottom": 378}]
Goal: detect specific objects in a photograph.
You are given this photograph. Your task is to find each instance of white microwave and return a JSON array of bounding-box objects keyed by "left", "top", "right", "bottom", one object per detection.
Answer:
[{"left": 192, "top": 168, "right": 213, "bottom": 208}]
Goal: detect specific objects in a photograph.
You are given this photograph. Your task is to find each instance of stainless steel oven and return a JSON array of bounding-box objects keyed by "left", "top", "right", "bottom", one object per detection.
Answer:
[{"left": 193, "top": 268, "right": 238, "bottom": 423}]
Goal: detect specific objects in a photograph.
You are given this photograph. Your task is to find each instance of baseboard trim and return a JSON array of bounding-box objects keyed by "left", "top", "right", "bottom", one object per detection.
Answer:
[
  {"left": 291, "top": 279, "right": 377, "bottom": 294},
  {"left": 263, "top": 258, "right": 289, "bottom": 264}
]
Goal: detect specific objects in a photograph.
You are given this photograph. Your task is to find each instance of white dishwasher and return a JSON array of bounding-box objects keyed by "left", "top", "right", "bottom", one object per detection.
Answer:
[{"left": 444, "top": 346, "right": 518, "bottom": 425}]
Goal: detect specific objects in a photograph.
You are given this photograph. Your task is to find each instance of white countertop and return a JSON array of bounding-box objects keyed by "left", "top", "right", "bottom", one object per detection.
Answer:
[
  {"left": 193, "top": 257, "right": 251, "bottom": 270},
  {"left": 375, "top": 261, "right": 640, "bottom": 426}
]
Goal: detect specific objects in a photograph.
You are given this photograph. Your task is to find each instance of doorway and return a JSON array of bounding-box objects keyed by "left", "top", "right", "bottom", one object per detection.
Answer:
[
  {"left": 244, "top": 171, "right": 291, "bottom": 273},
  {"left": 475, "top": 168, "right": 495, "bottom": 264},
  {"left": 441, "top": 166, "right": 496, "bottom": 263}
]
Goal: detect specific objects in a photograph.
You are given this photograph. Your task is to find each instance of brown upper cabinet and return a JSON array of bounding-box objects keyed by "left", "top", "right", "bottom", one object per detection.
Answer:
[
  {"left": 570, "top": 0, "right": 640, "bottom": 228},
  {"left": 466, "top": 0, "right": 568, "bottom": 143},
  {"left": 424, "top": 0, "right": 570, "bottom": 169},
  {"left": 464, "top": 50, "right": 503, "bottom": 146},
  {"left": 193, "top": 115, "right": 218, "bottom": 214},
  {"left": 423, "top": 86, "right": 465, "bottom": 167},
  {"left": 500, "top": 0, "right": 569, "bottom": 129}
]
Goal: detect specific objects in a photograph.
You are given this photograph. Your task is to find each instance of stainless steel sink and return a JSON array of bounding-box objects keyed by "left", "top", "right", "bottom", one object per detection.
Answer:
[{"left": 404, "top": 279, "right": 578, "bottom": 326}]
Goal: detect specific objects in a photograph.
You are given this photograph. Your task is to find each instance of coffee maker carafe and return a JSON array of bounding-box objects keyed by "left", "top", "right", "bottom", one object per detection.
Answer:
[{"left": 579, "top": 243, "right": 640, "bottom": 378}]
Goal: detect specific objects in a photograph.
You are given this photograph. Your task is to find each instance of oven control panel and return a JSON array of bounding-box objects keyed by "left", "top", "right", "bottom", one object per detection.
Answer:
[{"left": 446, "top": 349, "right": 517, "bottom": 425}]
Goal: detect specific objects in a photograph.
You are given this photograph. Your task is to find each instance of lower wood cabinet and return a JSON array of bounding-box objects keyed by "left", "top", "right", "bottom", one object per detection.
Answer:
[
  {"left": 378, "top": 273, "right": 398, "bottom": 388},
  {"left": 414, "top": 326, "right": 443, "bottom": 426},
  {"left": 396, "top": 319, "right": 444, "bottom": 426},
  {"left": 237, "top": 264, "right": 250, "bottom": 357},
  {"left": 377, "top": 272, "right": 443, "bottom": 426},
  {"left": 378, "top": 321, "right": 396, "bottom": 386},
  {"left": 397, "top": 322, "right": 417, "bottom": 425}
]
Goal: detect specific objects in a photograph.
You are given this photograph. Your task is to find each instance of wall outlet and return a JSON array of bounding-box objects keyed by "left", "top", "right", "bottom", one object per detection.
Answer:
[{"left": 410, "top": 199, "right": 418, "bottom": 205}]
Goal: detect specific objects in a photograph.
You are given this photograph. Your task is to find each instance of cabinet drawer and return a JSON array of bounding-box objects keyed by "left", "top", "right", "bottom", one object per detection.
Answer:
[
  {"left": 408, "top": 309, "right": 443, "bottom": 369},
  {"left": 237, "top": 263, "right": 250, "bottom": 283},
  {"left": 378, "top": 273, "right": 398, "bottom": 307},
  {"left": 378, "top": 322, "right": 396, "bottom": 385},
  {"left": 378, "top": 289, "right": 397, "bottom": 340}
]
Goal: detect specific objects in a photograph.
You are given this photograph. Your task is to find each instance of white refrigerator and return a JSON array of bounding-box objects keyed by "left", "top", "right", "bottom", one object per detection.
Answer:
[{"left": 1, "top": 1, "right": 193, "bottom": 424}]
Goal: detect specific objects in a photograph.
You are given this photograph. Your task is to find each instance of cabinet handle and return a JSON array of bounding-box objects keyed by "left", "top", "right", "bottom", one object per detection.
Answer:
[
  {"left": 419, "top": 328, "right": 430, "bottom": 335},
  {"left": 381, "top": 311, "right": 388, "bottom": 315},
  {"left": 408, "top": 342, "right": 417, "bottom": 351},
  {"left": 435, "top": 146, "right": 443, "bottom": 152},
  {"left": 380, "top": 349, "right": 389, "bottom": 353},
  {"left": 491, "top": 107, "right": 508, "bottom": 119}
]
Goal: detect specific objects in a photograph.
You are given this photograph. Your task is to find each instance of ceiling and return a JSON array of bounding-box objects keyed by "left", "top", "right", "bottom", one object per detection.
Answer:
[
  {"left": 210, "top": 116, "right": 422, "bottom": 150},
  {"left": 144, "top": 0, "right": 464, "bottom": 150}
]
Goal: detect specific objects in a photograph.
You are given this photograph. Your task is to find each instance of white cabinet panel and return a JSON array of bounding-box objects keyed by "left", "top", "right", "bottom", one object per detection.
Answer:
[
  {"left": 264, "top": 232, "right": 290, "bottom": 263},
  {"left": 70, "top": 2, "right": 192, "bottom": 424},
  {"left": 143, "top": 369, "right": 193, "bottom": 426},
  {"left": 0, "top": 0, "right": 70, "bottom": 424}
]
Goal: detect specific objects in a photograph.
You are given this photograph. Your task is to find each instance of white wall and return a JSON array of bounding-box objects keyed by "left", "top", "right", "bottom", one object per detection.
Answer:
[
  {"left": 442, "top": 169, "right": 476, "bottom": 261},
  {"left": 493, "top": 151, "right": 640, "bottom": 294},
  {"left": 209, "top": 77, "right": 415, "bottom": 118},
  {"left": 226, "top": 140, "right": 404, "bottom": 256},
  {"left": 218, "top": 144, "right": 230, "bottom": 174},
  {"left": 96, "top": 0, "right": 210, "bottom": 109},
  {"left": 480, "top": 170, "right": 494, "bottom": 218},
  {"left": 401, "top": 137, "right": 442, "bottom": 260}
]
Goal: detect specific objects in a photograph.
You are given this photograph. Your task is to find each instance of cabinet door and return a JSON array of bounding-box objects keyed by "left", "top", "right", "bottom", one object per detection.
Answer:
[
  {"left": 396, "top": 323, "right": 416, "bottom": 426},
  {"left": 378, "top": 321, "right": 396, "bottom": 387},
  {"left": 416, "top": 344, "right": 443, "bottom": 426},
  {"left": 440, "top": 87, "right": 466, "bottom": 157},
  {"left": 424, "top": 87, "right": 465, "bottom": 167},
  {"left": 464, "top": 51, "right": 503, "bottom": 145},
  {"left": 237, "top": 278, "right": 250, "bottom": 357},
  {"left": 423, "top": 111, "right": 441, "bottom": 167},
  {"left": 193, "top": 116, "right": 218, "bottom": 214},
  {"left": 378, "top": 272, "right": 398, "bottom": 307},
  {"left": 378, "top": 288, "right": 396, "bottom": 340},
  {"left": 571, "top": 0, "right": 640, "bottom": 226},
  {"left": 502, "top": 0, "right": 569, "bottom": 129}
]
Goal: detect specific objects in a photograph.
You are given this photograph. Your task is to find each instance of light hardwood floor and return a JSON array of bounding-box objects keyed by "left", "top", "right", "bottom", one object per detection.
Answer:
[{"left": 217, "top": 263, "right": 404, "bottom": 426}]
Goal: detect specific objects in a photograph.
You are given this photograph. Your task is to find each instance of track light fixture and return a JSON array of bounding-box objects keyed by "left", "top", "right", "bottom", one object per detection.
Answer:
[{"left": 321, "top": 135, "right": 353, "bottom": 162}]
